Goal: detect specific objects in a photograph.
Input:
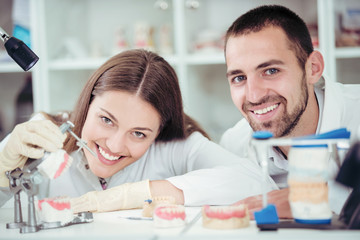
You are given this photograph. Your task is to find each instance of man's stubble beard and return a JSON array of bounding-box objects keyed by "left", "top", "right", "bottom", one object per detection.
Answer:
[{"left": 246, "top": 74, "right": 308, "bottom": 138}]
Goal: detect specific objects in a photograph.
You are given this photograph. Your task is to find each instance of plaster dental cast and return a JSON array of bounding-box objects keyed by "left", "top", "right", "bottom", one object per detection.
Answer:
[
  {"left": 220, "top": 5, "right": 360, "bottom": 218},
  {"left": 0, "top": 49, "right": 276, "bottom": 212}
]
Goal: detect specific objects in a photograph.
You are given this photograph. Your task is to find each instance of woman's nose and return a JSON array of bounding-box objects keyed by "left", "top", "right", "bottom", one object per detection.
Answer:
[{"left": 106, "top": 132, "right": 126, "bottom": 154}]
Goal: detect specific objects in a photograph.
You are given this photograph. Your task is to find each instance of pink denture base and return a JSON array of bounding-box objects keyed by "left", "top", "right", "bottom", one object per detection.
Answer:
[
  {"left": 203, "top": 205, "right": 246, "bottom": 219},
  {"left": 38, "top": 198, "right": 71, "bottom": 211},
  {"left": 154, "top": 206, "right": 186, "bottom": 220},
  {"left": 54, "top": 153, "right": 69, "bottom": 179}
]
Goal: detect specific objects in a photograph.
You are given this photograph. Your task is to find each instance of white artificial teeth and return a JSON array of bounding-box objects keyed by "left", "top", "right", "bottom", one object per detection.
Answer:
[
  {"left": 253, "top": 104, "right": 279, "bottom": 115},
  {"left": 98, "top": 146, "right": 120, "bottom": 161}
]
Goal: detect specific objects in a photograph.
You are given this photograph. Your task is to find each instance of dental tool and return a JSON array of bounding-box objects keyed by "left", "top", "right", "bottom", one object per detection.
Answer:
[{"left": 60, "top": 121, "right": 97, "bottom": 157}]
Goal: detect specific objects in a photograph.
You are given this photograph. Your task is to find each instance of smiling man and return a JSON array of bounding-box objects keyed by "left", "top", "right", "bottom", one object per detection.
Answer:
[{"left": 220, "top": 5, "right": 360, "bottom": 218}]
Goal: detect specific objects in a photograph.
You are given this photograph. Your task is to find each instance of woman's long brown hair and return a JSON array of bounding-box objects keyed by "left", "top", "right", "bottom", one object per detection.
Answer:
[{"left": 47, "top": 50, "right": 209, "bottom": 153}]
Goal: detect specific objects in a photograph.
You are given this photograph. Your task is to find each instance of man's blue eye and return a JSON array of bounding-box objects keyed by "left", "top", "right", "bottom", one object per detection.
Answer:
[
  {"left": 233, "top": 75, "right": 246, "bottom": 83},
  {"left": 265, "top": 68, "right": 279, "bottom": 75}
]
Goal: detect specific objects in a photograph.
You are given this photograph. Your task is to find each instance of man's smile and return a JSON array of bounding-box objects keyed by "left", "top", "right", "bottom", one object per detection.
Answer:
[{"left": 252, "top": 103, "right": 279, "bottom": 115}]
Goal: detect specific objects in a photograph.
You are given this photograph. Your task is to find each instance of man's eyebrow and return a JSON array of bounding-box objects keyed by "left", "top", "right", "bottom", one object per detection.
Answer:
[
  {"left": 226, "top": 69, "right": 244, "bottom": 78},
  {"left": 226, "top": 60, "right": 284, "bottom": 78},
  {"left": 256, "top": 60, "right": 284, "bottom": 70},
  {"left": 100, "top": 108, "right": 118, "bottom": 124}
]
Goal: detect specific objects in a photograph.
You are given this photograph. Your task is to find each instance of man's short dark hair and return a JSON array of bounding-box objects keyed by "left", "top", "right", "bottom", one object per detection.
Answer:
[{"left": 225, "top": 5, "right": 314, "bottom": 69}]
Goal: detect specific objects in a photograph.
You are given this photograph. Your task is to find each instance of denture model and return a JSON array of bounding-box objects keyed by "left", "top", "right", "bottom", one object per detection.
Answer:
[
  {"left": 37, "top": 196, "right": 74, "bottom": 225},
  {"left": 287, "top": 146, "right": 332, "bottom": 223},
  {"left": 142, "top": 196, "right": 176, "bottom": 217},
  {"left": 202, "top": 204, "right": 250, "bottom": 229},
  {"left": 153, "top": 204, "right": 186, "bottom": 228},
  {"left": 288, "top": 180, "right": 332, "bottom": 221},
  {"left": 37, "top": 149, "right": 73, "bottom": 179}
]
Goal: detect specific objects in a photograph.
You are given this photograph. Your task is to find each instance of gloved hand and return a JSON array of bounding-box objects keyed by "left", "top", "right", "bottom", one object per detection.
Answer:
[
  {"left": 70, "top": 180, "right": 152, "bottom": 213},
  {"left": 0, "top": 120, "right": 67, "bottom": 187}
]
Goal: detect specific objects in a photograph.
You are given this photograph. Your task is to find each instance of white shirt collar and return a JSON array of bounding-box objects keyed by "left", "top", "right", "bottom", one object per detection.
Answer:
[{"left": 314, "top": 83, "right": 325, "bottom": 134}]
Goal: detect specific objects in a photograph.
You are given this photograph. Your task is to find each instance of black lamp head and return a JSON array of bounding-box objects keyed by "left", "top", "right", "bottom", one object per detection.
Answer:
[
  {"left": 0, "top": 27, "right": 39, "bottom": 71},
  {"left": 4, "top": 36, "right": 39, "bottom": 71}
]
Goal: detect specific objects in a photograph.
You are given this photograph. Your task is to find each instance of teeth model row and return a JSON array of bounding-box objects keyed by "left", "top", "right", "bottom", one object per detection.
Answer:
[
  {"left": 153, "top": 205, "right": 187, "bottom": 228},
  {"left": 35, "top": 150, "right": 75, "bottom": 225},
  {"left": 37, "top": 149, "right": 73, "bottom": 180},
  {"left": 202, "top": 204, "right": 250, "bottom": 229},
  {"left": 143, "top": 196, "right": 250, "bottom": 229},
  {"left": 36, "top": 196, "right": 250, "bottom": 230},
  {"left": 33, "top": 147, "right": 250, "bottom": 230},
  {"left": 36, "top": 196, "right": 74, "bottom": 225},
  {"left": 142, "top": 196, "right": 176, "bottom": 217}
]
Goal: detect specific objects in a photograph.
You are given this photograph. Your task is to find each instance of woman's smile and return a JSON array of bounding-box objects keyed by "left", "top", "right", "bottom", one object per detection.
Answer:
[
  {"left": 98, "top": 145, "right": 121, "bottom": 161},
  {"left": 96, "top": 144, "right": 125, "bottom": 166}
]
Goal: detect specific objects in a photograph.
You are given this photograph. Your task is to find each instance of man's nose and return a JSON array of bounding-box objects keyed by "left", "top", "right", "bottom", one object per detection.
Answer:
[{"left": 245, "top": 76, "right": 267, "bottom": 103}]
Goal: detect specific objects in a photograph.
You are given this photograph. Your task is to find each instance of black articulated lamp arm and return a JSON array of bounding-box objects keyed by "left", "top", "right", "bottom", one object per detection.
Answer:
[{"left": 0, "top": 26, "right": 39, "bottom": 71}]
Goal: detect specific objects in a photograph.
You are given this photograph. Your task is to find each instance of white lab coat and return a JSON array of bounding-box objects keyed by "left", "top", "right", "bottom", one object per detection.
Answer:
[
  {"left": 0, "top": 129, "right": 277, "bottom": 208},
  {"left": 220, "top": 77, "right": 360, "bottom": 214}
]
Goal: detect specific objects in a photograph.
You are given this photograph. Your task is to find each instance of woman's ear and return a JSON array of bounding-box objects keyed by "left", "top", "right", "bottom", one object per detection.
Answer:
[{"left": 306, "top": 50, "right": 324, "bottom": 84}]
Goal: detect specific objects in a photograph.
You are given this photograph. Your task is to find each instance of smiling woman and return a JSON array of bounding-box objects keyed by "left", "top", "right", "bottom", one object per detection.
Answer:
[
  {"left": 80, "top": 90, "right": 162, "bottom": 178},
  {"left": 0, "top": 49, "right": 277, "bottom": 212}
]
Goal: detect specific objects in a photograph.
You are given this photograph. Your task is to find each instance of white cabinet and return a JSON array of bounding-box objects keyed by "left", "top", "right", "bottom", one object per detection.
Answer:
[
  {"left": 321, "top": 0, "right": 360, "bottom": 84},
  {"left": 1, "top": 0, "right": 359, "bottom": 141}
]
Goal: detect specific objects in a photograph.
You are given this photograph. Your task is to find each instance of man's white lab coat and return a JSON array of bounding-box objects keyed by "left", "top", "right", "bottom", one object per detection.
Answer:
[{"left": 220, "top": 77, "right": 360, "bottom": 214}]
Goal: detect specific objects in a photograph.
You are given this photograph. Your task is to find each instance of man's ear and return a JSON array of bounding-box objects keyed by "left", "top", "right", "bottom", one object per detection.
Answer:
[{"left": 305, "top": 50, "right": 324, "bottom": 84}]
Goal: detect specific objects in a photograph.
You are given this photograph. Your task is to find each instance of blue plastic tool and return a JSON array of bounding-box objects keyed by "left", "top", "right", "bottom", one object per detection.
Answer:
[{"left": 254, "top": 204, "right": 279, "bottom": 225}]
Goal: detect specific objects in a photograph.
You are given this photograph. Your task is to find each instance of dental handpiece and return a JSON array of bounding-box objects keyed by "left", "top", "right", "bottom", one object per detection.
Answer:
[
  {"left": 0, "top": 27, "right": 10, "bottom": 42},
  {"left": 60, "top": 121, "right": 97, "bottom": 157}
]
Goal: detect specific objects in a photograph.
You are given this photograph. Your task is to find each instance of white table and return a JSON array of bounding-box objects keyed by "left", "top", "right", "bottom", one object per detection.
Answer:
[{"left": 1, "top": 207, "right": 360, "bottom": 240}]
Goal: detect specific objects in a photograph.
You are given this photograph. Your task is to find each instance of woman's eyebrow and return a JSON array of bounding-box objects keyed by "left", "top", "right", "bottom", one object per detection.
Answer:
[
  {"left": 100, "top": 108, "right": 154, "bottom": 132},
  {"left": 100, "top": 108, "right": 118, "bottom": 124},
  {"left": 133, "top": 127, "right": 153, "bottom": 132}
]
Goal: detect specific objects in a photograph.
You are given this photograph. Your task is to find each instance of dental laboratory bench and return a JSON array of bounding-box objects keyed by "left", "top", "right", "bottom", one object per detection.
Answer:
[
  {"left": 1, "top": 129, "right": 360, "bottom": 239},
  {"left": 1, "top": 205, "right": 360, "bottom": 240}
]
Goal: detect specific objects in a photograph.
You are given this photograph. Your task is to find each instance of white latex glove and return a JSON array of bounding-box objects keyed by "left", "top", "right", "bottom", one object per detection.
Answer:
[
  {"left": 0, "top": 120, "right": 67, "bottom": 187},
  {"left": 70, "top": 180, "right": 152, "bottom": 213}
]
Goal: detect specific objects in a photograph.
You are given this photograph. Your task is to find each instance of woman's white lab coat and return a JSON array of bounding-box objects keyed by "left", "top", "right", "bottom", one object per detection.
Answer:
[{"left": 0, "top": 131, "right": 277, "bottom": 208}]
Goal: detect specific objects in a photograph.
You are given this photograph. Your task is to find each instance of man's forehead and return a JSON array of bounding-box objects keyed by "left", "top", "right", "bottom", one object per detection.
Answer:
[{"left": 226, "top": 30, "right": 294, "bottom": 64}]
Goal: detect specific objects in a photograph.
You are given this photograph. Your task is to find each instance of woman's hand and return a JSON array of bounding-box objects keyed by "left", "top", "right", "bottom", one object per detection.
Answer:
[
  {"left": 0, "top": 120, "right": 67, "bottom": 186},
  {"left": 70, "top": 180, "right": 152, "bottom": 213}
]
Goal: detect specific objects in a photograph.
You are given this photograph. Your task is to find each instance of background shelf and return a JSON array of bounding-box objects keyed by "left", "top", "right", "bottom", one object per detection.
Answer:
[{"left": 0, "top": 0, "right": 359, "bottom": 141}]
